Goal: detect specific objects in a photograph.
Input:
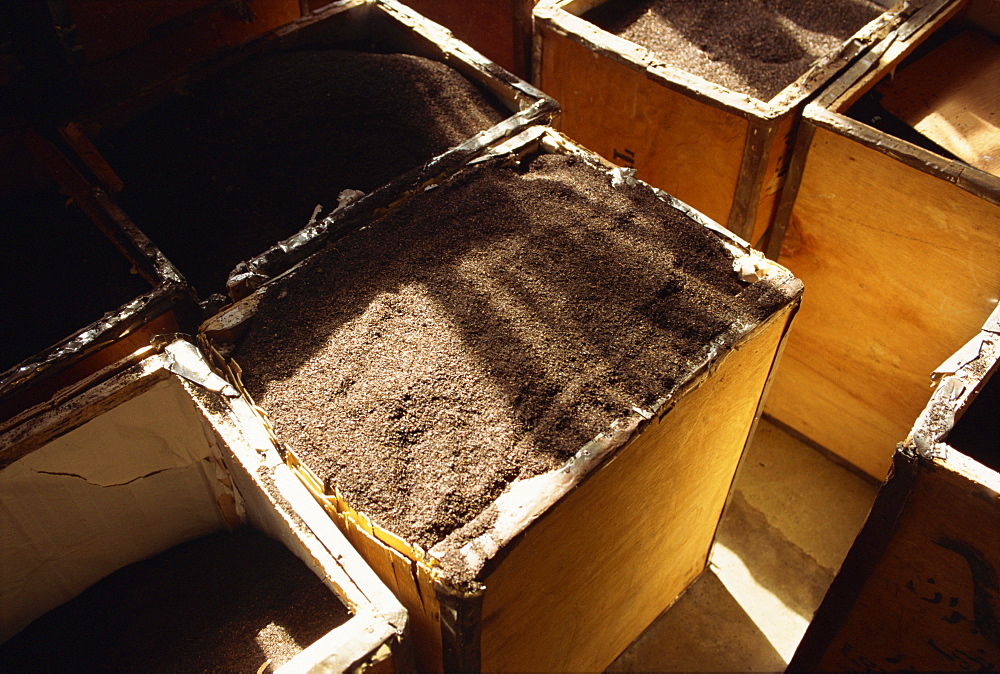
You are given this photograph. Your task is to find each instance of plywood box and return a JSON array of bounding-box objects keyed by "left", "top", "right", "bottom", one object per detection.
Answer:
[
  {"left": 0, "top": 338, "right": 410, "bottom": 671},
  {"left": 764, "top": 0, "right": 1000, "bottom": 479},
  {"left": 532, "top": 0, "right": 905, "bottom": 247},
  {"left": 789, "top": 305, "right": 1000, "bottom": 671},
  {"left": 200, "top": 127, "right": 804, "bottom": 671},
  {"left": 0, "top": 127, "right": 195, "bottom": 433},
  {"left": 66, "top": 0, "right": 557, "bottom": 301}
]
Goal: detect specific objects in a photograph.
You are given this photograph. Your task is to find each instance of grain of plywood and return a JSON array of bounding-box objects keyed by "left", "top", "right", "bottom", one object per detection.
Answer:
[
  {"left": 397, "top": 0, "right": 536, "bottom": 75},
  {"left": 537, "top": 21, "right": 746, "bottom": 229},
  {"left": 878, "top": 30, "right": 1000, "bottom": 176},
  {"left": 766, "top": 125, "right": 1000, "bottom": 478},
  {"left": 793, "top": 453, "right": 1000, "bottom": 670},
  {"left": 479, "top": 302, "right": 795, "bottom": 672}
]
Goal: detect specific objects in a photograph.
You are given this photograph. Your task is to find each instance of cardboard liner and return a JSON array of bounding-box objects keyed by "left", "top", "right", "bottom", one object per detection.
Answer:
[
  {"left": 0, "top": 338, "right": 410, "bottom": 672},
  {"left": 200, "top": 126, "right": 804, "bottom": 670},
  {"left": 0, "top": 129, "right": 195, "bottom": 431}
]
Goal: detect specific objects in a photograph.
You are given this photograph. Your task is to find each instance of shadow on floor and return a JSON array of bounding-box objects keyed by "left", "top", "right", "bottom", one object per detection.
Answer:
[
  {"left": 608, "top": 419, "right": 880, "bottom": 670},
  {"left": 716, "top": 490, "right": 835, "bottom": 621},
  {"left": 607, "top": 571, "right": 786, "bottom": 672}
]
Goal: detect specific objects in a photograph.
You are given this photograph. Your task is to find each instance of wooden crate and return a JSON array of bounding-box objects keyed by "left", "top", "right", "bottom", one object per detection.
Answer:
[
  {"left": 200, "top": 126, "right": 804, "bottom": 671},
  {"left": 789, "top": 305, "right": 1000, "bottom": 671},
  {"left": 532, "top": 0, "right": 904, "bottom": 247},
  {"left": 65, "top": 0, "right": 558, "bottom": 301},
  {"left": 0, "top": 338, "right": 410, "bottom": 671},
  {"left": 392, "top": 0, "right": 537, "bottom": 76},
  {"left": 0, "top": 127, "right": 195, "bottom": 433},
  {"left": 764, "top": 0, "right": 1000, "bottom": 479}
]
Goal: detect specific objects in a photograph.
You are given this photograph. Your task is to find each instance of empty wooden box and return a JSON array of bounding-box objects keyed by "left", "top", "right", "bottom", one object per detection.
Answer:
[
  {"left": 0, "top": 127, "right": 194, "bottom": 432},
  {"left": 0, "top": 338, "right": 410, "bottom": 671},
  {"left": 764, "top": 0, "right": 1000, "bottom": 479},
  {"left": 789, "top": 304, "right": 999, "bottom": 671},
  {"left": 200, "top": 127, "right": 803, "bottom": 671},
  {"left": 532, "top": 0, "right": 904, "bottom": 247}
]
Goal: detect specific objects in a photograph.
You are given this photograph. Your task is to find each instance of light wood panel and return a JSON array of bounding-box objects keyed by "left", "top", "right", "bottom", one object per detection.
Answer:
[
  {"left": 879, "top": 30, "right": 1000, "bottom": 176},
  {"left": 534, "top": 0, "right": 903, "bottom": 243},
  {"left": 537, "top": 22, "right": 746, "bottom": 228},
  {"left": 830, "top": 0, "right": 968, "bottom": 113},
  {"left": 68, "top": 0, "right": 302, "bottom": 62},
  {"left": 479, "top": 303, "right": 796, "bottom": 672},
  {"left": 200, "top": 128, "right": 802, "bottom": 670},
  {"left": 259, "top": 267, "right": 800, "bottom": 671},
  {"left": 804, "top": 456, "right": 1000, "bottom": 670},
  {"left": 66, "top": 0, "right": 210, "bottom": 61},
  {"left": 766, "top": 125, "right": 1000, "bottom": 478},
  {"left": 72, "top": 0, "right": 303, "bottom": 103},
  {"left": 791, "top": 309, "right": 1000, "bottom": 670},
  {"left": 335, "top": 519, "right": 444, "bottom": 671}
]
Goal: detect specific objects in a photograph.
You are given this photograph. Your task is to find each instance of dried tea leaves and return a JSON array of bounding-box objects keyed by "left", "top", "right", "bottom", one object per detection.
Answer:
[
  {"left": 238, "top": 154, "right": 789, "bottom": 552},
  {"left": 105, "top": 49, "right": 507, "bottom": 294},
  {"left": 585, "top": 0, "right": 885, "bottom": 101},
  {"left": 0, "top": 529, "right": 351, "bottom": 672}
]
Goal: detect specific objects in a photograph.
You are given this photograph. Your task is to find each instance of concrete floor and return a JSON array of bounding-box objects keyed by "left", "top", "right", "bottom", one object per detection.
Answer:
[{"left": 608, "top": 417, "right": 881, "bottom": 671}]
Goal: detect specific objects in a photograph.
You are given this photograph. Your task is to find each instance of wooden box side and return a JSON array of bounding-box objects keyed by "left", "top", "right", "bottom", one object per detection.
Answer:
[
  {"left": 536, "top": 23, "right": 748, "bottom": 230},
  {"left": 791, "top": 305, "right": 1000, "bottom": 671},
  {"left": 198, "top": 127, "right": 801, "bottom": 671},
  {"left": 0, "top": 313, "right": 177, "bottom": 432},
  {"left": 792, "top": 454, "right": 1000, "bottom": 670},
  {"left": 361, "top": 1, "right": 555, "bottom": 120},
  {"left": 764, "top": 124, "right": 1000, "bottom": 479},
  {"left": 478, "top": 300, "right": 797, "bottom": 672},
  {"left": 767, "top": 0, "right": 977, "bottom": 259},
  {"left": 327, "top": 511, "right": 444, "bottom": 671},
  {"left": 751, "top": 111, "right": 798, "bottom": 248},
  {"left": 822, "top": 0, "right": 972, "bottom": 115},
  {"left": 535, "top": 18, "right": 746, "bottom": 231},
  {"left": 534, "top": 0, "right": 907, "bottom": 242},
  {"left": 964, "top": 0, "right": 1000, "bottom": 33},
  {"left": 67, "top": 0, "right": 304, "bottom": 103},
  {"left": 392, "top": 0, "right": 517, "bottom": 71}
]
